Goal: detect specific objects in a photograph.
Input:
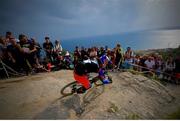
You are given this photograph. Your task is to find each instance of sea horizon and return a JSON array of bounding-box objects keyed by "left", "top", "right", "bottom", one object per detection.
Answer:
[{"left": 60, "top": 29, "right": 180, "bottom": 52}]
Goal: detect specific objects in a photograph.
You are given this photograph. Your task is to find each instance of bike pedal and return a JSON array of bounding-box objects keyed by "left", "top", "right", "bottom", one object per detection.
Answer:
[{"left": 71, "top": 88, "right": 77, "bottom": 93}]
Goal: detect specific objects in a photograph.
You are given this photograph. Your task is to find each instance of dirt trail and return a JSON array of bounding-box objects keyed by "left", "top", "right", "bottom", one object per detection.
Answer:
[{"left": 0, "top": 70, "right": 180, "bottom": 119}]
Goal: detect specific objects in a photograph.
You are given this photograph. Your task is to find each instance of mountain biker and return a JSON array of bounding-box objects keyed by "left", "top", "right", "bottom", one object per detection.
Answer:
[{"left": 73, "top": 56, "right": 111, "bottom": 93}]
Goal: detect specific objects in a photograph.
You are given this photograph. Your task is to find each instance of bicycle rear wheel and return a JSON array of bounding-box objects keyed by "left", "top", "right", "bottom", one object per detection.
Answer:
[{"left": 61, "top": 81, "right": 77, "bottom": 96}]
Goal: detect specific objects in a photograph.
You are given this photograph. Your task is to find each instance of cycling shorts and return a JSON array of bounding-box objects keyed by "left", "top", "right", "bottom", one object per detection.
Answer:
[{"left": 74, "top": 72, "right": 91, "bottom": 89}]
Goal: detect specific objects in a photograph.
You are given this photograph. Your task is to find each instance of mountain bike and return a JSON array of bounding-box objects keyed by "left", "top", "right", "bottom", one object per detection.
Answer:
[{"left": 60, "top": 73, "right": 112, "bottom": 97}]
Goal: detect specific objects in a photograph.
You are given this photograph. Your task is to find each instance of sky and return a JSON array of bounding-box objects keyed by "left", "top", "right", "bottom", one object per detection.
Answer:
[{"left": 0, "top": 0, "right": 180, "bottom": 41}]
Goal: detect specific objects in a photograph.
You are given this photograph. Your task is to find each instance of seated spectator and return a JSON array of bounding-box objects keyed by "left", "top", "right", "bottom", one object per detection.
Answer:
[
  {"left": 64, "top": 51, "right": 73, "bottom": 69},
  {"left": 19, "top": 34, "right": 36, "bottom": 74},
  {"left": 7, "top": 37, "right": 26, "bottom": 72}
]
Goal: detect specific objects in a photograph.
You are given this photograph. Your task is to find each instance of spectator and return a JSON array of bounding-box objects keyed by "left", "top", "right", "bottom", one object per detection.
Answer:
[
  {"left": 133, "top": 55, "right": 140, "bottom": 71},
  {"left": 5, "top": 31, "right": 13, "bottom": 46},
  {"left": 81, "top": 46, "right": 88, "bottom": 60},
  {"left": 144, "top": 56, "right": 155, "bottom": 70},
  {"left": 154, "top": 55, "right": 163, "bottom": 77},
  {"left": 7, "top": 37, "right": 26, "bottom": 72},
  {"left": 43, "top": 37, "right": 53, "bottom": 62},
  {"left": 73, "top": 46, "right": 81, "bottom": 65},
  {"left": 53, "top": 40, "right": 63, "bottom": 55},
  {"left": 29, "top": 38, "right": 42, "bottom": 68},
  {"left": 19, "top": 34, "right": 36, "bottom": 73},
  {"left": 139, "top": 55, "right": 148, "bottom": 71},
  {"left": 123, "top": 47, "right": 133, "bottom": 69},
  {"left": 164, "top": 57, "right": 175, "bottom": 81},
  {"left": 31, "top": 38, "right": 42, "bottom": 63},
  {"left": 114, "top": 44, "right": 123, "bottom": 69},
  {"left": 89, "top": 47, "right": 97, "bottom": 60},
  {"left": 0, "top": 36, "right": 7, "bottom": 60},
  {"left": 64, "top": 51, "right": 73, "bottom": 69},
  {"left": 98, "top": 47, "right": 105, "bottom": 57}
]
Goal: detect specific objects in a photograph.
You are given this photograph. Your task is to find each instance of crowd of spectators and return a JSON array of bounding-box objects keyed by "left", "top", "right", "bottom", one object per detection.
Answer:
[
  {"left": 72, "top": 43, "right": 179, "bottom": 84},
  {"left": 0, "top": 31, "right": 179, "bottom": 84},
  {"left": 132, "top": 53, "right": 179, "bottom": 82},
  {"left": 0, "top": 31, "right": 72, "bottom": 77}
]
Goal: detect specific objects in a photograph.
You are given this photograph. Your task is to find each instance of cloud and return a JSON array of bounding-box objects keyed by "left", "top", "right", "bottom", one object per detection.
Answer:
[{"left": 0, "top": 0, "right": 180, "bottom": 39}]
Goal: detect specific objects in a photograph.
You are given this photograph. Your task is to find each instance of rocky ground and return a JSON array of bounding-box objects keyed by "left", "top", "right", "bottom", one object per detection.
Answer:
[{"left": 0, "top": 70, "right": 180, "bottom": 119}]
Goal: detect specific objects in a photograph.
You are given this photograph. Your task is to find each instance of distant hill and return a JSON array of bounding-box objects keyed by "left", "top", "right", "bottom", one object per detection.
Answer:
[{"left": 135, "top": 46, "right": 180, "bottom": 59}]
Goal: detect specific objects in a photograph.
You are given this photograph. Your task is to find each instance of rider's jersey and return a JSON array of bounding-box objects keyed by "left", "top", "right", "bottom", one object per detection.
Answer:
[
  {"left": 100, "top": 55, "right": 112, "bottom": 64},
  {"left": 100, "top": 55, "right": 110, "bottom": 64}
]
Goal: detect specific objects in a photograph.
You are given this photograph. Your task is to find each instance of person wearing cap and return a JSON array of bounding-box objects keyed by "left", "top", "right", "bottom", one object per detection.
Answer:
[{"left": 64, "top": 51, "right": 73, "bottom": 69}]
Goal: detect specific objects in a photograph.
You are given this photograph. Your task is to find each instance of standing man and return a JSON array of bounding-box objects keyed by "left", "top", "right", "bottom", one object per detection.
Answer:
[
  {"left": 114, "top": 43, "right": 123, "bottom": 69},
  {"left": 124, "top": 47, "right": 134, "bottom": 69},
  {"left": 43, "top": 37, "right": 53, "bottom": 62}
]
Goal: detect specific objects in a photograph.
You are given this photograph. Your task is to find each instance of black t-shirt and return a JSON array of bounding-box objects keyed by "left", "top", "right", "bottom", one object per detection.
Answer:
[
  {"left": 115, "top": 49, "right": 122, "bottom": 58},
  {"left": 43, "top": 42, "right": 53, "bottom": 50},
  {"left": 7, "top": 45, "right": 22, "bottom": 61},
  {"left": 81, "top": 50, "right": 88, "bottom": 60}
]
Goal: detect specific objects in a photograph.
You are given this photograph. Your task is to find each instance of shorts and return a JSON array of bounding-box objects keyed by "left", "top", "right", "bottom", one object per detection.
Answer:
[{"left": 74, "top": 72, "right": 91, "bottom": 89}]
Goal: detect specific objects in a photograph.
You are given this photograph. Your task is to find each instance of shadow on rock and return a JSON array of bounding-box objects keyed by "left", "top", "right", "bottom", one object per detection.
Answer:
[
  {"left": 34, "top": 85, "right": 105, "bottom": 119},
  {"left": 34, "top": 94, "right": 82, "bottom": 119}
]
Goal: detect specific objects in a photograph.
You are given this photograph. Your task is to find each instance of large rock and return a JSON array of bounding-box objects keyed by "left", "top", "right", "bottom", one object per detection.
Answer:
[{"left": 0, "top": 71, "right": 179, "bottom": 119}]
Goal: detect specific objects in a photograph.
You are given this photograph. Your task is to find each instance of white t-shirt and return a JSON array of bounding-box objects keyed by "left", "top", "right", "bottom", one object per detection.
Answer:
[{"left": 145, "top": 60, "right": 155, "bottom": 69}]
